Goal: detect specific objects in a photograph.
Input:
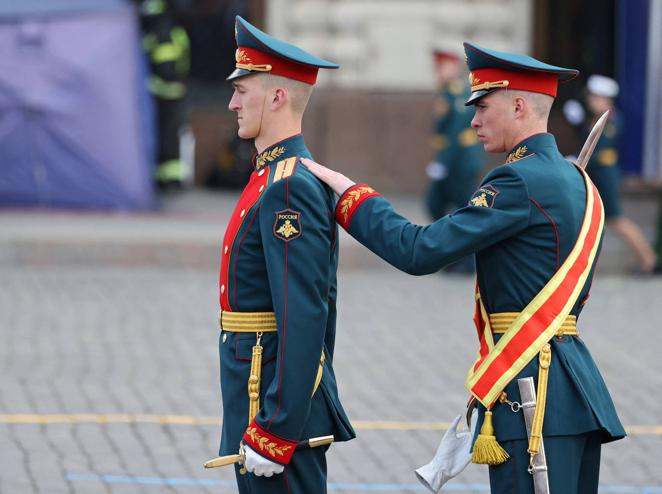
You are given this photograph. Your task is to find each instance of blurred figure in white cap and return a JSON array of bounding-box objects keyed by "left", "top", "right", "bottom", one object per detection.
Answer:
[{"left": 563, "top": 74, "right": 657, "bottom": 274}]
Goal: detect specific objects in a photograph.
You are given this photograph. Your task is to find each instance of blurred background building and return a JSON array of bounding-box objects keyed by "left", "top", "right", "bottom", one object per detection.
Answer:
[
  {"left": 187, "top": 0, "right": 662, "bottom": 194},
  {"left": 0, "top": 0, "right": 660, "bottom": 206}
]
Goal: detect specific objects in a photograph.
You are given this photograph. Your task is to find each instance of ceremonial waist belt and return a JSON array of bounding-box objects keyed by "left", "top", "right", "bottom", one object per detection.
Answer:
[
  {"left": 218, "top": 310, "right": 324, "bottom": 424},
  {"left": 489, "top": 313, "right": 578, "bottom": 336},
  {"left": 219, "top": 310, "right": 277, "bottom": 332}
]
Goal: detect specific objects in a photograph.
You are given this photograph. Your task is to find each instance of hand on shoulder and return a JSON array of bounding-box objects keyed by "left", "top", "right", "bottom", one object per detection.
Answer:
[{"left": 299, "top": 158, "right": 356, "bottom": 196}]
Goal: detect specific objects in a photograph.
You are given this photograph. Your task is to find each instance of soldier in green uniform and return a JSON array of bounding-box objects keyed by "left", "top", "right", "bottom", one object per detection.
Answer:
[
  {"left": 425, "top": 48, "right": 486, "bottom": 273},
  {"left": 563, "top": 75, "right": 657, "bottom": 273},
  {"left": 303, "top": 43, "right": 625, "bottom": 494},
  {"left": 216, "top": 16, "right": 354, "bottom": 493}
]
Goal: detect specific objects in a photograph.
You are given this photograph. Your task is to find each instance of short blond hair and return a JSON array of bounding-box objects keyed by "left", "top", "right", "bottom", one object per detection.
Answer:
[
  {"left": 505, "top": 89, "right": 554, "bottom": 119},
  {"left": 260, "top": 73, "right": 314, "bottom": 115}
]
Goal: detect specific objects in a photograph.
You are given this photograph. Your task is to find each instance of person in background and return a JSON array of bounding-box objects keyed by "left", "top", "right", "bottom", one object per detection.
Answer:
[
  {"left": 654, "top": 189, "right": 662, "bottom": 274},
  {"left": 138, "top": 0, "right": 191, "bottom": 190},
  {"left": 425, "top": 46, "right": 486, "bottom": 273},
  {"left": 563, "top": 75, "right": 657, "bottom": 273}
]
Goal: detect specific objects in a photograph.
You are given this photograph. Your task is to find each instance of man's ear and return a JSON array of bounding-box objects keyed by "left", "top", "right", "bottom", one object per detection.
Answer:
[
  {"left": 271, "top": 87, "right": 288, "bottom": 110},
  {"left": 513, "top": 95, "right": 526, "bottom": 118}
]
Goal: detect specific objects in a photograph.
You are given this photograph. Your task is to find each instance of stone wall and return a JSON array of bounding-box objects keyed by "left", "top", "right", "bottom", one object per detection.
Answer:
[
  {"left": 191, "top": 0, "right": 540, "bottom": 193},
  {"left": 266, "top": 0, "right": 533, "bottom": 90}
]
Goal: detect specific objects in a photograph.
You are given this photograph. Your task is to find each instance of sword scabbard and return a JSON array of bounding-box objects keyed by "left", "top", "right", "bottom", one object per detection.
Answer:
[{"left": 517, "top": 377, "right": 550, "bottom": 494}]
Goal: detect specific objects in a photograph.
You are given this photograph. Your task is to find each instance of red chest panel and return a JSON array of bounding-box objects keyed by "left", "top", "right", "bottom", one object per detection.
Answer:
[{"left": 219, "top": 169, "right": 270, "bottom": 310}]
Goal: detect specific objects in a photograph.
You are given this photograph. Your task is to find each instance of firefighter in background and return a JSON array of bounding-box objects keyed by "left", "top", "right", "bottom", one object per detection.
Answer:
[
  {"left": 564, "top": 75, "right": 657, "bottom": 273},
  {"left": 138, "top": 0, "right": 191, "bottom": 190}
]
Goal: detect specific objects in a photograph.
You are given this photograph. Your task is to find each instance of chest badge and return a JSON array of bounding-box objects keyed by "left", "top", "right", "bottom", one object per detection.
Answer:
[{"left": 273, "top": 209, "right": 302, "bottom": 241}]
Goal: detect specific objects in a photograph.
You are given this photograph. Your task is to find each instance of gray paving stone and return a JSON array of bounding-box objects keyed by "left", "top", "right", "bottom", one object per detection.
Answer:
[{"left": 1, "top": 247, "right": 661, "bottom": 493}]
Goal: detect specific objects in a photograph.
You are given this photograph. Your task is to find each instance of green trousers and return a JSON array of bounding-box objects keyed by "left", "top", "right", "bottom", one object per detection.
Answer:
[{"left": 488, "top": 432, "right": 602, "bottom": 494}]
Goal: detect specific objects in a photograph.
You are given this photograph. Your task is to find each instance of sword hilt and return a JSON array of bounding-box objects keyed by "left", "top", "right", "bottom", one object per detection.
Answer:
[
  {"left": 203, "top": 454, "right": 244, "bottom": 469},
  {"left": 203, "top": 435, "right": 334, "bottom": 469}
]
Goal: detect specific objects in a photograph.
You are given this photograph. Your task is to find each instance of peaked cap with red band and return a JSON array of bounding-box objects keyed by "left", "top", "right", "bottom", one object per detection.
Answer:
[
  {"left": 463, "top": 42, "right": 579, "bottom": 105},
  {"left": 227, "top": 16, "right": 338, "bottom": 85}
]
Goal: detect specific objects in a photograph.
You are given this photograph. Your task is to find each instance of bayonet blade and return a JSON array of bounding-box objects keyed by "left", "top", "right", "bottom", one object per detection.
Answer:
[{"left": 576, "top": 110, "right": 610, "bottom": 169}]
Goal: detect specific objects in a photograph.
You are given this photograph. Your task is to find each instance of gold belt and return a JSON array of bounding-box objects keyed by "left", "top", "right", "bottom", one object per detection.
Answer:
[
  {"left": 489, "top": 312, "right": 578, "bottom": 336},
  {"left": 219, "top": 310, "right": 277, "bottom": 332},
  {"left": 218, "top": 309, "right": 324, "bottom": 423}
]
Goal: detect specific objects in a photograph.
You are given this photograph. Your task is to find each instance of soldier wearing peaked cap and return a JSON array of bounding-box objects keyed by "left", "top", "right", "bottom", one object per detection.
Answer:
[
  {"left": 425, "top": 46, "right": 486, "bottom": 273},
  {"left": 302, "top": 43, "right": 625, "bottom": 494},
  {"left": 216, "top": 16, "right": 354, "bottom": 493}
]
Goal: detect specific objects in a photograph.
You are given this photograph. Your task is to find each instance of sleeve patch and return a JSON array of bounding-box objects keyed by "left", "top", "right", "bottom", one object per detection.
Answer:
[
  {"left": 273, "top": 209, "right": 302, "bottom": 241},
  {"left": 469, "top": 185, "right": 499, "bottom": 208}
]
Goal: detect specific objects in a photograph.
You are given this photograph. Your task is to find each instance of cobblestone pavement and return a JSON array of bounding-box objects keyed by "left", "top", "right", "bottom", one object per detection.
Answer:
[{"left": 1, "top": 262, "right": 661, "bottom": 493}]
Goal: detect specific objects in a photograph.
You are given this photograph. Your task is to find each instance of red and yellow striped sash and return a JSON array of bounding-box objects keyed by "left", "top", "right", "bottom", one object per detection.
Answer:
[{"left": 465, "top": 167, "right": 604, "bottom": 407}]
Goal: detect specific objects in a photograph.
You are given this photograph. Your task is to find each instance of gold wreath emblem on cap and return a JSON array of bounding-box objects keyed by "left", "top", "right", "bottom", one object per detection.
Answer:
[
  {"left": 235, "top": 48, "right": 272, "bottom": 72},
  {"left": 236, "top": 49, "right": 251, "bottom": 64}
]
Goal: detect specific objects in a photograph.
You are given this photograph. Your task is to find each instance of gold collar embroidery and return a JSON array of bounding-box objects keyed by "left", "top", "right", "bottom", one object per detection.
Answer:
[
  {"left": 255, "top": 146, "right": 285, "bottom": 170},
  {"left": 505, "top": 146, "right": 528, "bottom": 163}
]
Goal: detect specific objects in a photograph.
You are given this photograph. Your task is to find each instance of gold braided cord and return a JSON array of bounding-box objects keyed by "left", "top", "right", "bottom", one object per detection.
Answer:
[
  {"left": 312, "top": 352, "right": 325, "bottom": 396},
  {"left": 247, "top": 333, "right": 264, "bottom": 423},
  {"left": 236, "top": 63, "right": 273, "bottom": 72},
  {"left": 528, "top": 344, "right": 551, "bottom": 456},
  {"left": 471, "top": 79, "right": 510, "bottom": 92}
]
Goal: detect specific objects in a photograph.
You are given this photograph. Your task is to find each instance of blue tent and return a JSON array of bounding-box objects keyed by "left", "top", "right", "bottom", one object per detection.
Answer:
[{"left": 0, "top": 0, "right": 155, "bottom": 209}]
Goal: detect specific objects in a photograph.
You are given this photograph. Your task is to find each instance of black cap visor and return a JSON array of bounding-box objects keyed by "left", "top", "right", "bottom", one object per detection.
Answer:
[
  {"left": 465, "top": 88, "right": 499, "bottom": 106},
  {"left": 226, "top": 68, "right": 255, "bottom": 81}
]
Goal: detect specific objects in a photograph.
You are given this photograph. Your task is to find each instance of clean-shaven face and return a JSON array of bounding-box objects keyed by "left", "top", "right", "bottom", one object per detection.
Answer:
[
  {"left": 228, "top": 74, "right": 267, "bottom": 139},
  {"left": 471, "top": 91, "right": 513, "bottom": 154}
]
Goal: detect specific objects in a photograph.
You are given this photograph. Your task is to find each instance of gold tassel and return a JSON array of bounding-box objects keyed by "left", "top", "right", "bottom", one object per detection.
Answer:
[
  {"left": 471, "top": 411, "right": 510, "bottom": 465},
  {"left": 247, "top": 332, "right": 263, "bottom": 424}
]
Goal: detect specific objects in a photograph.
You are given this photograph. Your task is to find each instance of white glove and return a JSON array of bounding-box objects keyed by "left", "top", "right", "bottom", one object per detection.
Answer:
[
  {"left": 243, "top": 444, "right": 284, "bottom": 477},
  {"left": 426, "top": 161, "right": 448, "bottom": 181},
  {"left": 563, "top": 99, "right": 585, "bottom": 126},
  {"left": 415, "top": 411, "right": 477, "bottom": 493}
]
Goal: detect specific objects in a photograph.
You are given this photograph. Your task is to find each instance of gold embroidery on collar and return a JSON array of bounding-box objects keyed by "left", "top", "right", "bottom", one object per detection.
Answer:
[
  {"left": 256, "top": 146, "right": 285, "bottom": 169},
  {"left": 245, "top": 427, "right": 293, "bottom": 457},
  {"left": 506, "top": 146, "right": 528, "bottom": 163},
  {"left": 338, "top": 186, "right": 375, "bottom": 223}
]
